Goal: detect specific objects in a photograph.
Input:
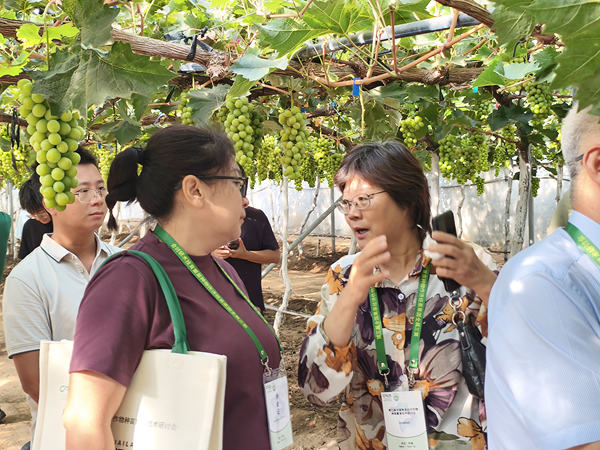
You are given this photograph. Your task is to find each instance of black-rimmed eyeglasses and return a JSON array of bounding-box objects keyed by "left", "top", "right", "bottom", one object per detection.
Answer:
[
  {"left": 336, "top": 191, "right": 385, "bottom": 214},
  {"left": 174, "top": 176, "right": 249, "bottom": 198}
]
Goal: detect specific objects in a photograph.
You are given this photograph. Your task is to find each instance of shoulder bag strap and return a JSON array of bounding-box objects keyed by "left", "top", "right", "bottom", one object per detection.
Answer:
[{"left": 102, "top": 250, "right": 190, "bottom": 354}]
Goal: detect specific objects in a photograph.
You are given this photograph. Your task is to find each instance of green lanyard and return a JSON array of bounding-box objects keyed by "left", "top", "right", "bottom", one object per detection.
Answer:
[
  {"left": 154, "top": 225, "right": 283, "bottom": 369},
  {"left": 368, "top": 263, "right": 430, "bottom": 388},
  {"left": 565, "top": 223, "right": 600, "bottom": 268}
]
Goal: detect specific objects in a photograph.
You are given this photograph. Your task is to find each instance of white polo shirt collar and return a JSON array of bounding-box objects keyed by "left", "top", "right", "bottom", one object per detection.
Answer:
[{"left": 40, "top": 233, "right": 113, "bottom": 264}]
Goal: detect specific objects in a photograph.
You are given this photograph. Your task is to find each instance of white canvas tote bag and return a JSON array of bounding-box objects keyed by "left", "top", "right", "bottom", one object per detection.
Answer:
[{"left": 33, "top": 250, "right": 227, "bottom": 450}]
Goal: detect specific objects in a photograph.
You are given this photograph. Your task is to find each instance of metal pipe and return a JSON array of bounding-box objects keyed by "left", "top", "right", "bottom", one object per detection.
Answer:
[
  {"left": 295, "top": 13, "right": 480, "bottom": 60},
  {"left": 117, "top": 222, "right": 143, "bottom": 248},
  {"left": 264, "top": 304, "right": 311, "bottom": 319},
  {"left": 261, "top": 195, "right": 342, "bottom": 278}
]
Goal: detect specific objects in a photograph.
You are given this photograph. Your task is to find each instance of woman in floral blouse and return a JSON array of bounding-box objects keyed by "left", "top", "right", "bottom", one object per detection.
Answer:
[{"left": 299, "top": 141, "right": 498, "bottom": 449}]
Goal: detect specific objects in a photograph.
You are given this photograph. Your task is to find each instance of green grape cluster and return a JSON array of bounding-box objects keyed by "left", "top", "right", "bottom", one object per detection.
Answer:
[
  {"left": 0, "top": 127, "right": 35, "bottom": 188},
  {"left": 524, "top": 80, "right": 553, "bottom": 120},
  {"left": 299, "top": 154, "right": 318, "bottom": 190},
  {"left": 492, "top": 146, "right": 509, "bottom": 177},
  {"left": 471, "top": 133, "right": 490, "bottom": 173},
  {"left": 18, "top": 79, "right": 83, "bottom": 212},
  {"left": 510, "top": 55, "right": 527, "bottom": 64},
  {"left": 474, "top": 99, "right": 493, "bottom": 120},
  {"left": 399, "top": 116, "right": 425, "bottom": 147},
  {"left": 531, "top": 176, "right": 540, "bottom": 198},
  {"left": 326, "top": 152, "right": 344, "bottom": 187},
  {"left": 475, "top": 176, "right": 485, "bottom": 196},
  {"left": 178, "top": 95, "right": 194, "bottom": 125},
  {"left": 94, "top": 145, "right": 116, "bottom": 182},
  {"left": 278, "top": 106, "right": 308, "bottom": 181},
  {"left": 438, "top": 135, "right": 480, "bottom": 184},
  {"left": 221, "top": 96, "right": 258, "bottom": 186},
  {"left": 256, "top": 134, "right": 282, "bottom": 183}
]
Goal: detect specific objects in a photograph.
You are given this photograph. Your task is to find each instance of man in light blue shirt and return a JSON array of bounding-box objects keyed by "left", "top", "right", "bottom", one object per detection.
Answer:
[{"left": 486, "top": 104, "right": 600, "bottom": 450}]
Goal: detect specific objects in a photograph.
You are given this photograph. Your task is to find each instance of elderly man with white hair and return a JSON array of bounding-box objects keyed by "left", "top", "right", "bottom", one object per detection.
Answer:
[{"left": 486, "top": 105, "right": 600, "bottom": 450}]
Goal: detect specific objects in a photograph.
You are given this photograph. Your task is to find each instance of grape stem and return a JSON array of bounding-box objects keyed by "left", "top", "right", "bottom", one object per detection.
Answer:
[
  {"left": 451, "top": 124, "right": 520, "bottom": 145},
  {"left": 497, "top": 77, "right": 535, "bottom": 93}
]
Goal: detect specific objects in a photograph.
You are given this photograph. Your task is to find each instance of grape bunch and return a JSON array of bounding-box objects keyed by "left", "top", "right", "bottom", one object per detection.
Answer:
[
  {"left": 492, "top": 146, "right": 509, "bottom": 177},
  {"left": 278, "top": 106, "right": 308, "bottom": 181},
  {"left": 475, "top": 176, "right": 485, "bottom": 196},
  {"left": 474, "top": 99, "right": 493, "bottom": 120},
  {"left": 531, "top": 176, "right": 540, "bottom": 198},
  {"left": 326, "top": 152, "right": 344, "bottom": 187},
  {"left": 492, "top": 126, "right": 518, "bottom": 176},
  {"left": 471, "top": 133, "right": 490, "bottom": 173},
  {"left": 221, "top": 96, "right": 258, "bottom": 185},
  {"left": 524, "top": 80, "right": 553, "bottom": 121},
  {"left": 256, "top": 134, "right": 281, "bottom": 183},
  {"left": 0, "top": 126, "right": 35, "bottom": 188},
  {"left": 300, "top": 154, "right": 318, "bottom": 189},
  {"left": 178, "top": 95, "right": 194, "bottom": 125},
  {"left": 94, "top": 145, "right": 116, "bottom": 182},
  {"left": 438, "top": 134, "right": 479, "bottom": 184},
  {"left": 17, "top": 79, "right": 83, "bottom": 211},
  {"left": 399, "top": 116, "right": 425, "bottom": 147}
]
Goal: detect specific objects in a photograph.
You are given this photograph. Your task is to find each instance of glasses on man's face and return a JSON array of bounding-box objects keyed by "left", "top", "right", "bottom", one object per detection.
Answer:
[
  {"left": 74, "top": 187, "right": 108, "bottom": 204},
  {"left": 27, "top": 211, "right": 50, "bottom": 221},
  {"left": 336, "top": 191, "right": 385, "bottom": 215},
  {"left": 174, "top": 176, "right": 249, "bottom": 198}
]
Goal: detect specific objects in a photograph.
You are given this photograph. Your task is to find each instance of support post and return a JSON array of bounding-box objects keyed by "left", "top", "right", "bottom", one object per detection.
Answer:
[
  {"left": 556, "top": 164, "right": 563, "bottom": 204},
  {"left": 298, "top": 176, "right": 320, "bottom": 256},
  {"left": 528, "top": 181, "right": 535, "bottom": 246},
  {"left": 457, "top": 185, "right": 465, "bottom": 239},
  {"left": 504, "top": 173, "right": 513, "bottom": 263},
  {"left": 348, "top": 234, "right": 358, "bottom": 255},
  {"left": 509, "top": 144, "right": 531, "bottom": 258},
  {"left": 330, "top": 187, "right": 335, "bottom": 255},
  {"left": 430, "top": 152, "right": 440, "bottom": 216},
  {"left": 261, "top": 195, "right": 342, "bottom": 278},
  {"left": 7, "top": 180, "right": 15, "bottom": 259},
  {"left": 274, "top": 176, "right": 291, "bottom": 335}
]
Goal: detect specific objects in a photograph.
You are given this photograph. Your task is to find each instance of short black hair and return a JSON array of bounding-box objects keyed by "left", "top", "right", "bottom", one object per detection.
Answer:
[
  {"left": 19, "top": 172, "right": 44, "bottom": 214},
  {"left": 76, "top": 146, "right": 98, "bottom": 167}
]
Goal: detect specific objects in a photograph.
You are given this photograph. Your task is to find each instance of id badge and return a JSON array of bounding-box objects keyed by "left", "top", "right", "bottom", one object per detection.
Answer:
[
  {"left": 263, "top": 367, "right": 293, "bottom": 450},
  {"left": 382, "top": 389, "right": 429, "bottom": 450}
]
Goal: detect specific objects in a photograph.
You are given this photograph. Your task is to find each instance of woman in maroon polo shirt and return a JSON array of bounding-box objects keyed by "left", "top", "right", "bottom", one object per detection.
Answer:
[{"left": 62, "top": 126, "right": 282, "bottom": 449}]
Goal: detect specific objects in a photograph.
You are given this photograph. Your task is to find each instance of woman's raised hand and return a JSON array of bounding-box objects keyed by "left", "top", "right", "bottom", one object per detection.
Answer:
[
  {"left": 323, "top": 235, "right": 390, "bottom": 347},
  {"left": 428, "top": 231, "right": 497, "bottom": 306},
  {"left": 340, "top": 235, "right": 391, "bottom": 309}
]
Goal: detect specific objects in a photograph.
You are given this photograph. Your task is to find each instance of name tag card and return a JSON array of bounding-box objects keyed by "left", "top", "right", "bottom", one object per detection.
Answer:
[
  {"left": 263, "top": 367, "right": 293, "bottom": 450},
  {"left": 382, "top": 390, "right": 429, "bottom": 450}
]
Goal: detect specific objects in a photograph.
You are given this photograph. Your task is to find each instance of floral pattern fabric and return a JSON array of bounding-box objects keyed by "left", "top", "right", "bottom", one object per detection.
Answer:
[{"left": 298, "top": 246, "right": 498, "bottom": 449}]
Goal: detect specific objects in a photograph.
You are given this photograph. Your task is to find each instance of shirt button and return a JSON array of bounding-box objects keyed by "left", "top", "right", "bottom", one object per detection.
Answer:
[
  {"left": 398, "top": 293, "right": 405, "bottom": 300},
  {"left": 408, "top": 317, "right": 414, "bottom": 324}
]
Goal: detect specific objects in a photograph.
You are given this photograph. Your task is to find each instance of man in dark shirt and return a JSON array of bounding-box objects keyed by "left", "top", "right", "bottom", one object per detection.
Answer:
[
  {"left": 18, "top": 174, "right": 53, "bottom": 259},
  {"left": 212, "top": 204, "right": 280, "bottom": 312}
]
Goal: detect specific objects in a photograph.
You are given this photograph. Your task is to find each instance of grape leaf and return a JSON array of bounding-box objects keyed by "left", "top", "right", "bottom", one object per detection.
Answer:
[
  {"left": 488, "top": 105, "right": 532, "bottom": 131},
  {"left": 187, "top": 84, "right": 231, "bottom": 127},
  {"left": 256, "top": 0, "right": 374, "bottom": 56},
  {"left": 500, "top": 62, "right": 540, "bottom": 80},
  {"left": 229, "top": 54, "right": 289, "bottom": 82},
  {"left": 473, "top": 58, "right": 505, "bottom": 87},
  {"left": 16, "top": 24, "right": 41, "bottom": 48},
  {"left": 228, "top": 75, "right": 256, "bottom": 99},
  {"left": 62, "top": 0, "right": 119, "bottom": 48},
  {"left": 98, "top": 100, "right": 142, "bottom": 144},
  {"left": 31, "top": 42, "right": 175, "bottom": 116},
  {"left": 524, "top": 0, "right": 600, "bottom": 37},
  {"left": 256, "top": 18, "right": 325, "bottom": 56},
  {"left": 522, "top": 1, "right": 600, "bottom": 114},
  {"left": 130, "top": 93, "right": 150, "bottom": 121},
  {"left": 302, "top": 0, "right": 373, "bottom": 36},
  {"left": 490, "top": 0, "right": 536, "bottom": 45}
]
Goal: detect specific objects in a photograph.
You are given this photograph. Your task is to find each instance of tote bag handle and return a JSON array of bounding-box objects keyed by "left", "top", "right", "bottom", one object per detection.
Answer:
[{"left": 102, "top": 250, "right": 190, "bottom": 354}]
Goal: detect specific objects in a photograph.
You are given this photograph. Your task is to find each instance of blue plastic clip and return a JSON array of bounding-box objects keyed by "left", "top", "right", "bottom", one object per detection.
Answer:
[
  {"left": 154, "top": 112, "right": 165, "bottom": 125},
  {"left": 352, "top": 78, "right": 361, "bottom": 97},
  {"left": 328, "top": 100, "right": 346, "bottom": 122},
  {"left": 473, "top": 87, "right": 479, "bottom": 93},
  {"left": 98, "top": 143, "right": 101, "bottom": 149},
  {"left": 301, "top": 108, "right": 306, "bottom": 113}
]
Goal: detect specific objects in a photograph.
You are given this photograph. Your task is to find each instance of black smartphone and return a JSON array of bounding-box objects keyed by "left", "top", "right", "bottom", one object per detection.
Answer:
[
  {"left": 431, "top": 211, "right": 461, "bottom": 293},
  {"left": 227, "top": 239, "right": 240, "bottom": 250}
]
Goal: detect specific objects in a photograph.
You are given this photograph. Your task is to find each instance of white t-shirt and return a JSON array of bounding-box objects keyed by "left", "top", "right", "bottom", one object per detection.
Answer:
[{"left": 2, "top": 233, "right": 120, "bottom": 441}]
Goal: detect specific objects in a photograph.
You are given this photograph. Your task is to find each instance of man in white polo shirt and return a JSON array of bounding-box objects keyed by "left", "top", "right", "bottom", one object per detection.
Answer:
[{"left": 2, "top": 148, "right": 120, "bottom": 447}]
